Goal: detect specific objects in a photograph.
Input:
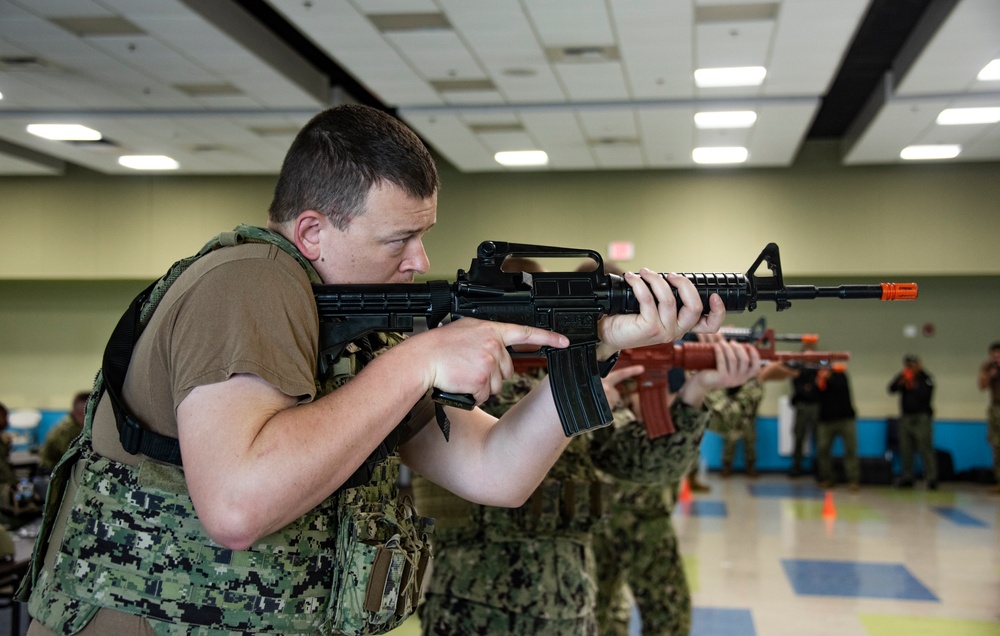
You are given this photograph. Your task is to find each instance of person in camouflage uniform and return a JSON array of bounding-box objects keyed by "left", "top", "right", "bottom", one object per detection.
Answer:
[
  {"left": 717, "top": 380, "right": 764, "bottom": 477},
  {"left": 38, "top": 391, "right": 88, "bottom": 473},
  {"left": 0, "top": 402, "right": 15, "bottom": 488},
  {"left": 21, "top": 105, "right": 723, "bottom": 636},
  {"left": 414, "top": 339, "right": 762, "bottom": 636},
  {"left": 978, "top": 342, "right": 1000, "bottom": 493},
  {"left": 592, "top": 359, "right": 794, "bottom": 636},
  {"left": 591, "top": 467, "right": 688, "bottom": 636}
]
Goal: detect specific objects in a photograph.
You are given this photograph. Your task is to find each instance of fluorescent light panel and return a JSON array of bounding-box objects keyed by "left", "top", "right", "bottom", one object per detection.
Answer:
[
  {"left": 899, "top": 145, "right": 960, "bottom": 160},
  {"left": 694, "top": 111, "right": 757, "bottom": 128},
  {"left": 936, "top": 107, "right": 1000, "bottom": 125},
  {"left": 27, "top": 123, "right": 101, "bottom": 141},
  {"left": 494, "top": 150, "right": 548, "bottom": 166},
  {"left": 978, "top": 59, "right": 1000, "bottom": 81},
  {"left": 694, "top": 66, "right": 766, "bottom": 87},
  {"left": 692, "top": 147, "right": 748, "bottom": 164},
  {"left": 118, "top": 155, "right": 179, "bottom": 170}
]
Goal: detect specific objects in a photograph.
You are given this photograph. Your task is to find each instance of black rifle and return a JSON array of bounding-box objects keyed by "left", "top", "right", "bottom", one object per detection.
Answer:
[{"left": 313, "top": 241, "right": 916, "bottom": 438}]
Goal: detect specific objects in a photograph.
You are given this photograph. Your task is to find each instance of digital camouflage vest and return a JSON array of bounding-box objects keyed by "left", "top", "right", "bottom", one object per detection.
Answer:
[{"left": 19, "top": 226, "right": 433, "bottom": 635}]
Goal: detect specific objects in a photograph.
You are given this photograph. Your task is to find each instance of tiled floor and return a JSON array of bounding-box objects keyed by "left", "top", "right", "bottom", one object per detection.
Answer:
[
  {"left": 7, "top": 475, "right": 997, "bottom": 636},
  {"left": 675, "top": 474, "right": 1000, "bottom": 636}
]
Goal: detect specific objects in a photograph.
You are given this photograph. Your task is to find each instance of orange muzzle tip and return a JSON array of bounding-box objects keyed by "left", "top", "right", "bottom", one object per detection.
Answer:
[
  {"left": 801, "top": 334, "right": 819, "bottom": 345},
  {"left": 880, "top": 283, "right": 918, "bottom": 301}
]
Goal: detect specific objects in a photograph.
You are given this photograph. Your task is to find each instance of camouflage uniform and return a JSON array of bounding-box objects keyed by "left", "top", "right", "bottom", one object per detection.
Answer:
[
  {"left": 592, "top": 379, "right": 761, "bottom": 636},
  {"left": 0, "top": 433, "right": 15, "bottom": 488},
  {"left": 710, "top": 380, "right": 765, "bottom": 474},
  {"left": 985, "top": 361, "right": 1000, "bottom": 484},
  {"left": 19, "top": 227, "right": 433, "bottom": 635},
  {"left": 38, "top": 414, "right": 83, "bottom": 473},
  {"left": 414, "top": 370, "right": 710, "bottom": 636},
  {"left": 591, "top": 478, "right": 688, "bottom": 636}
]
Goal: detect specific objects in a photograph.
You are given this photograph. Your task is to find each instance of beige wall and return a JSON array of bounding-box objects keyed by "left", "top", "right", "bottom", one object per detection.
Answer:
[{"left": 2, "top": 141, "right": 998, "bottom": 420}]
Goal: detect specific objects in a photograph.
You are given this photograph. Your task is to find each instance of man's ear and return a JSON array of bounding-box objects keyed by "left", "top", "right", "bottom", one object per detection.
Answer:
[{"left": 291, "top": 210, "right": 327, "bottom": 261}]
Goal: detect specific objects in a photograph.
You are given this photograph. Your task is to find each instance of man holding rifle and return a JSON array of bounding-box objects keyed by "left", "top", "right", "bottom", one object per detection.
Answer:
[{"left": 20, "top": 104, "right": 725, "bottom": 636}]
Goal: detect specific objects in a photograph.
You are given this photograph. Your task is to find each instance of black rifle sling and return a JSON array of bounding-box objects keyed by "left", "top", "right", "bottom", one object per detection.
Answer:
[{"left": 102, "top": 280, "right": 184, "bottom": 465}]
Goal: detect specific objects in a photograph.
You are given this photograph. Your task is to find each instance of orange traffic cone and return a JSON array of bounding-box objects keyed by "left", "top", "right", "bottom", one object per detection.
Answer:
[
  {"left": 821, "top": 490, "right": 836, "bottom": 519},
  {"left": 678, "top": 477, "right": 693, "bottom": 504}
]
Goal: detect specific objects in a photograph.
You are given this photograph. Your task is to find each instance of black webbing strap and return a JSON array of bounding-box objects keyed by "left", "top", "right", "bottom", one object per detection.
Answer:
[{"left": 102, "top": 280, "right": 184, "bottom": 465}]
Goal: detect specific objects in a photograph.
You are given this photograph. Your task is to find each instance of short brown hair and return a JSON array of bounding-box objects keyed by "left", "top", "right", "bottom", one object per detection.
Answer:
[{"left": 268, "top": 105, "right": 439, "bottom": 230}]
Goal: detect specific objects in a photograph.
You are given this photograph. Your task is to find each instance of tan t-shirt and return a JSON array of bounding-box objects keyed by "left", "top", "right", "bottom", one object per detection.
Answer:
[
  {"left": 30, "top": 242, "right": 322, "bottom": 635},
  {"left": 92, "top": 242, "right": 319, "bottom": 462}
]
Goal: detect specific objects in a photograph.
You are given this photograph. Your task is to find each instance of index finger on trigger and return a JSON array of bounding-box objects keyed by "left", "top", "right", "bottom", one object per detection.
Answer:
[{"left": 501, "top": 324, "right": 569, "bottom": 350}]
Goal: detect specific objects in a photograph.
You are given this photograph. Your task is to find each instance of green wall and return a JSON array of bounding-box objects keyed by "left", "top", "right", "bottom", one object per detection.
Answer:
[{"left": 2, "top": 141, "right": 998, "bottom": 420}]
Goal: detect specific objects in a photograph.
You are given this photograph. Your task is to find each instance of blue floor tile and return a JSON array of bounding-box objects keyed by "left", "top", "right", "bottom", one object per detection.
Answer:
[
  {"left": 690, "top": 607, "right": 756, "bottom": 636},
  {"left": 933, "top": 506, "right": 988, "bottom": 527},
  {"left": 748, "top": 483, "right": 824, "bottom": 499},
  {"left": 677, "top": 500, "right": 728, "bottom": 517},
  {"left": 782, "top": 559, "right": 939, "bottom": 601}
]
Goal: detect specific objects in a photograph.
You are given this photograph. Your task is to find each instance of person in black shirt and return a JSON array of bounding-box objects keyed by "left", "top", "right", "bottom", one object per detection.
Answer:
[
  {"left": 888, "top": 354, "right": 937, "bottom": 489},
  {"left": 816, "top": 364, "right": 860, "bottom": 490}
]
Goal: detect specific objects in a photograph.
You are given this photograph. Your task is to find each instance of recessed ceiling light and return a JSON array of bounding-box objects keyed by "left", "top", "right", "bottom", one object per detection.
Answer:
[
  {"left": 694, "top": 111, "right": 758, "bottom": 128},
  {"left": 27, "top": 123, "right": 102, "bottom": 141},
  {"left": 494, "top": 150, "right": 548, "bottom": 167},
  {"left": 899, "top": 145, "right": 960, "bottom": 160},
  {"left": 692, "top": 147, "right": 748, "bottom": 164},
  {"left": 936, "top": 107, "right": 1000, "bottom": 125},
  {"left": 977, "top": 59, "right": 1000, "bottom": 81},
  {"left": 118, "top": 155, "right": 179, "bottom": 170},
  {"left": 694, "top": 66, "right": 766, "bottom": 88}
]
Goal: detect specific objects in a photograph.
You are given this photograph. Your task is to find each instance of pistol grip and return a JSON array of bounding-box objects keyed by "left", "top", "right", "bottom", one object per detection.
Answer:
[
  {"left": 546, "top": 344, "right": 613, "bottom": 436},
  {"left": 431, "top": 390, "right": 476, "bottom": 410}
]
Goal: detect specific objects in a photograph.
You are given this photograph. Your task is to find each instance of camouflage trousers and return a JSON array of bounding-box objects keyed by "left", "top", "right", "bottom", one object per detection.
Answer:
[
  {"left": 417, "top": 536, "right": 598, "bottom": 636},
  {"left": 722, "top": 421, "right": 757, "bottom": 468},
  {"left": 593, "top": 504, "right": 690, "bottom": 636},
  {"left": 418, "top": 594, "right": 597, "bottom": 636}
]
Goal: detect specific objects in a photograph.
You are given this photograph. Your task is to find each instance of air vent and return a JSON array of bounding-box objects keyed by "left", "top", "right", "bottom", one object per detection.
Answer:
[
  {"left": 695, "top": 3, "right": 778, "bottom": 22},
  {"left": 429, "top": 79, "right": 496, "bottom": 92},
  {"left": 249, "top": 125, "right": 302, "bottom": 138},
  {"left": 191, "top": 144, "right": 228, "bottom": 153},
  {"left": 589, "top": 137, "right": 639, "bottom": 147},
  {"left": 174, "top": 83, "right": 243, "bottom": 97},
  {"left": 66, "top": 138, "right": 119, "bottom": 151},
  {"left": 546, "top": 46, "right": 620, "bottom": 64},
  {"left": 0, "top": 56, "right": 60, "bottom": 72},
  {"left": 368, "top": 13, "right": 451, "bottom": 32},
  {"left": 50, "top": 16, "right": 145, "bottom": 37},
  {"left": 469, "top": 123, "right": 524, "bottom": 134}
]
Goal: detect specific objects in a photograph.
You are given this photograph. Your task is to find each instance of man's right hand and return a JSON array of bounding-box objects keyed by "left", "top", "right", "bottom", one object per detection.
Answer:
[{"left": 411, "top": 318, "right": 569, "bottom": 406}]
